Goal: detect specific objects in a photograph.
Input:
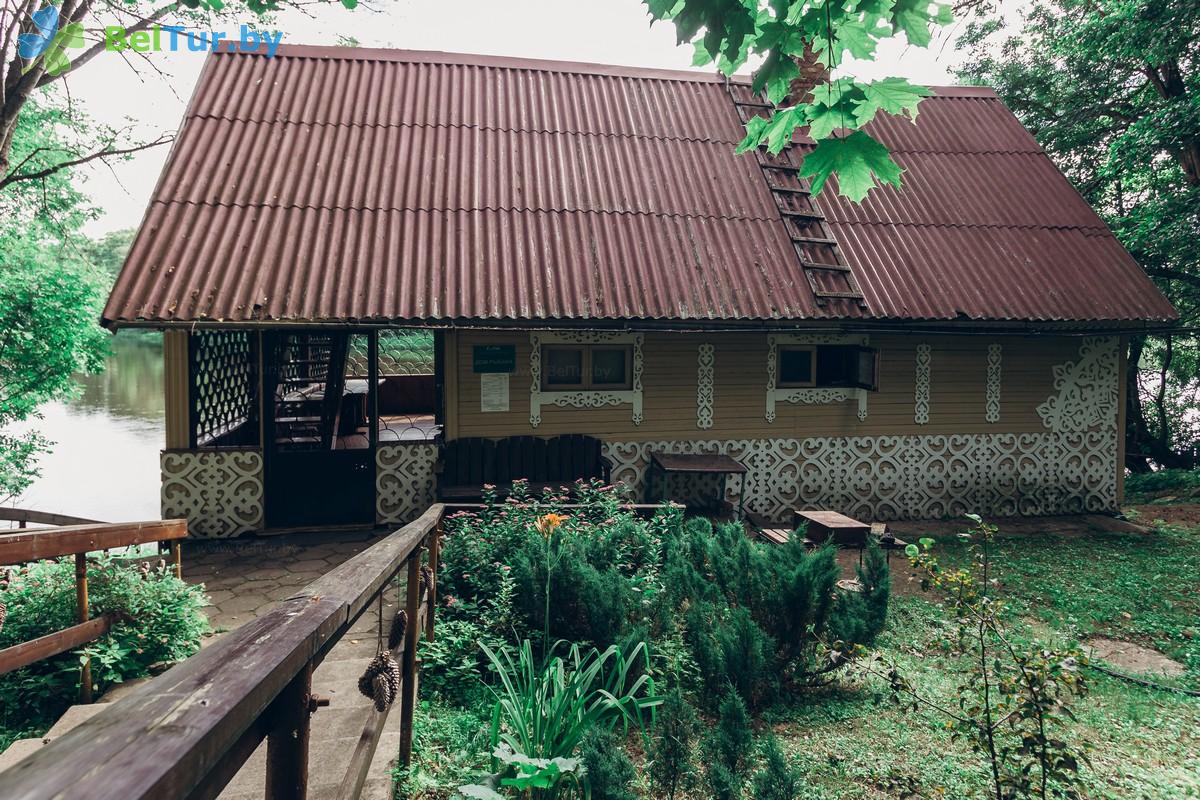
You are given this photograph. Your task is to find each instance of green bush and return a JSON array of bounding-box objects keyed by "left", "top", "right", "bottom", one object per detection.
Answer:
[
  {"left": 705, "top": 691, "right": 754, "bottom": 800},
  {"left": 649, "top": 689, "right": 699, "bottom": 800},
  {"left": 752, "top": 735, "right": 801, "bottom": 800},
  {"left": 0, "top": 556, "right": 208, "bottom": 747},
  {"left": 580, "top": 728, "right": 638, "bottom": 800}
]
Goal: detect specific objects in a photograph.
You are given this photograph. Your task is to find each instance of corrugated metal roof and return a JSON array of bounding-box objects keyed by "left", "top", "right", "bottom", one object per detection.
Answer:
[{"left": 103, "top": 45, "right": 1177, "bottom": 328}]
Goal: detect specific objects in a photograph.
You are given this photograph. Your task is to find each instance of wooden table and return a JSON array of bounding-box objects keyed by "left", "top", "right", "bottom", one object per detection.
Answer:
[
  {"left": 793, "top": 510, "right": 870, "bottom": 547},
  {"left": 645, "top": 452, "right": 748, "bottom": 517}
]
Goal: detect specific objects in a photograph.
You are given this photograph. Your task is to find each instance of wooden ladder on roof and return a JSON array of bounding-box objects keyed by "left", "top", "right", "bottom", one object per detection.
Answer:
[{"left": 723, "top": 80, "right": 867, "bottom": 307}]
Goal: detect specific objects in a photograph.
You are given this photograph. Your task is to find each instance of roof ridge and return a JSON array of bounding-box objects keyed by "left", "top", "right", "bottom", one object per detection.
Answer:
[{"left": 146, "top": 198, "right": 788, "bottom": 225}]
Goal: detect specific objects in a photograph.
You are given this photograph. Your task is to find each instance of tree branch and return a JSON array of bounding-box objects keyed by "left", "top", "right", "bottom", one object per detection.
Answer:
[
  {"left": 37, "top": 3, "right": 177, "bottom": 86},
  {"left": 0, "top": 132, "right": 171, "bottom": 189}
]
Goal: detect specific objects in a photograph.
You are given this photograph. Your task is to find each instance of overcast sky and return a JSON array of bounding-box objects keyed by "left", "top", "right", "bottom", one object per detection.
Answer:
[{"left": 66, "top": 0, "right": 981, "bottom": 235}]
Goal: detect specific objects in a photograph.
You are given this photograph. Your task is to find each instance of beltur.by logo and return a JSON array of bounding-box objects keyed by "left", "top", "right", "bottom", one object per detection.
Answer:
[{"left": 104, "top": 24, "right": 284, "bottom": 58}]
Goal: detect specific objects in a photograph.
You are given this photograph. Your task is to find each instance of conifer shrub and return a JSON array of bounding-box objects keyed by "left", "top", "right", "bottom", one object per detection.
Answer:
[
  {"left": 752, "top": 735, "right": 802, "bottom": 800},
  {"left": 705, "top": 691, "right": 754, "bottom": 800},
  {"left": 649, "top": 689, "right": 699, "bottom": 800},
  {"left": 580, "top": 728, "right": 638, "bottom": 800}
]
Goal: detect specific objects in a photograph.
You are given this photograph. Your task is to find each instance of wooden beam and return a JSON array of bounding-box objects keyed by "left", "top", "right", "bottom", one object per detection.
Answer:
[
  {"left": 0, "top": 615, "right": 113, "bottom": 676},
  {"left": 0, "top": 520, "right": 188, "bottom": 565},
  {"left": 0, "top": 508, "right": 101, "bottom": 528}
]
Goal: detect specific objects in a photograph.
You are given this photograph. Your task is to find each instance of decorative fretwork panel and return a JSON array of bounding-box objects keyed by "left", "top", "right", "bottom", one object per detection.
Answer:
[
  {"left": 603, "top": 432, "right": 1117, "bottom": 523},
  {"left": 161, "top": 449, "right": 264, "bottom": 537},
  {"left": 376, "top": 444, "right": 438, "bottom": 525},
  {"left": 189, "top": 331, "right": 259, "bottom": 447},
  {"left": 347, "top": 331, "right": 435, "bottom": 377}
]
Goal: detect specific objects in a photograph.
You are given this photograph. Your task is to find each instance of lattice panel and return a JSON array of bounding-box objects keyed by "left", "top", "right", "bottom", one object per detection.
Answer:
[
  {"left": 161, "top": 449, "right": 264, "bottom": 537},
  {"left": 190, "top": 331, "right": 258, "bottom": 447},
  {"left": 347, "top": 331, "right": 435, "bottom": 377},
  {"left": 376, "top": 444, "right": 438, "bottom": 524}
]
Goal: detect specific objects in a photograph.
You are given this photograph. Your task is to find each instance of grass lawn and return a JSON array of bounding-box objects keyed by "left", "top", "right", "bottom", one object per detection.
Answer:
[{"left": 771, "top": 515, "right": 1200, "bottom": 799}]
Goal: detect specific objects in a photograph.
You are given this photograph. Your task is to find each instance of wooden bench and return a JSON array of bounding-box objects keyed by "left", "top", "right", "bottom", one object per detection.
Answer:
[{"left": 435, "top": 435, "right": 611, "bottom": 501}]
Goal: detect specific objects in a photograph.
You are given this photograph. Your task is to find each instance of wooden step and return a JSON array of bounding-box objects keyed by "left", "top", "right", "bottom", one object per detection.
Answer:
[{"left": 802, "top": 261, "right": 853, "bottom": 273}]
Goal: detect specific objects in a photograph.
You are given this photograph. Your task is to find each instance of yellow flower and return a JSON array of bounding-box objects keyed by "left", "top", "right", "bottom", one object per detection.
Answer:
[{"left": 534, "top": 513, "right": 569, "bottom": 537}]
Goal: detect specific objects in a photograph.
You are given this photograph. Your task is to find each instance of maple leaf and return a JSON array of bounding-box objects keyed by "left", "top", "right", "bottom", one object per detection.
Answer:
[
  {"left": 798, "top": 130, "right": 904, "bottom": 202},
  {"left": 856, "top": 77, "right": 933, "bottom": 126},
  {"left": 892, "top": 0, "right": 951, "bottom": 48}
]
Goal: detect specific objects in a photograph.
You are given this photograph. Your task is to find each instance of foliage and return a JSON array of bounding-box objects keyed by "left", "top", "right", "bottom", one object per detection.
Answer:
[
  {"left": 0, "top": 91, "right": 110, "bottom": 501},
  {"left": 752, "top": 735, "right": 802, "bottom": 800},
  {"left": 958, "top": 0, "right": 1200, "bottom": 469},
  {"left": 705, "top": 691, "right": 754, "bottom": 800},
  {"left": 648, "top": 688, "right": 699, "bottom": 800},
  {"left": 393, "top": 701, "right": 494, "bottom": 799},
  {"left": 868, "top": 517, "right": 1090, "bottom": 799},
  {"left": 1125, "top": 468, "right": 1200, "bottom": 504},
  {"left": 579, "top": 728, "right": 638, "bottom": 800},
  {"left": 0, "top": 556, "right": 209, "bottom": 748},
  {"left": 83, "top": 228, "right": 137, "bottom": 279},
  {"left": 457, "top": 639, "right": 660, "bottom": 798},
  {"left": 441, "top": 488, "right": 887, "bottom": 715},
  {"left": 642, "top": 0, "right": 952, "bottom": 201}
]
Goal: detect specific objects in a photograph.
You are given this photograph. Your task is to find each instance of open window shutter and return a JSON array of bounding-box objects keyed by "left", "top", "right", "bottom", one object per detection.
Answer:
[{"left": 852, "top": 346, "right": 879, "bottom": 390}]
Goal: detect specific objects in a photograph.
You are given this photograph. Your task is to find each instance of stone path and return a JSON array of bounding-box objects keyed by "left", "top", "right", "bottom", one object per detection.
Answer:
[{"left": 183, "top": 530, "right": 402, "bottom": 800}]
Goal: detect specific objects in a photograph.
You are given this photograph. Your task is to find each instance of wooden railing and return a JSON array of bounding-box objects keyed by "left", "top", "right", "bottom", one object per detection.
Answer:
[
  {"left": 0, "top": 516, "right": 189, "bottom": 702},
  {"left": 0, "top": 504, "right": 445, "bottom": 800}
]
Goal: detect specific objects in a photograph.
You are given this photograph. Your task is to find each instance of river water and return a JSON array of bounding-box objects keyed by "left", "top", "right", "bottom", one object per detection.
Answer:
[{"left": 12, "top": 334, "right": 165, "bottom": 522}]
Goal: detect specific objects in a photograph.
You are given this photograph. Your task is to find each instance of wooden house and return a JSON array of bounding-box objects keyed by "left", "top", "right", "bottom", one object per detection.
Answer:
[{"left": 102, "top": 46, "right": 1178, "bottom": 537}]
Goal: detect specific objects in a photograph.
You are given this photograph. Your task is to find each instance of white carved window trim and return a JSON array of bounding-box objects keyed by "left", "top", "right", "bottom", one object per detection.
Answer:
[
  {"left": 697, "top": 343, "right": 714, "bottom": 429},
  {"left": 530, "top": 331, "right": 644, "bottom": 427},
  {"left": 915, "top": 343, "right": 931, "bottom": 424},
  {"left": 766, "top": 334, "right": 869, "bottom": 422},
  {"left": 986, "top": 344, "right": 1002, "bottom": 423}
]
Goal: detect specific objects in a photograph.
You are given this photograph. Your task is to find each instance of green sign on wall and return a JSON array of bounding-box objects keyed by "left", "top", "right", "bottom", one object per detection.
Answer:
[{"left": 473, "top": 345, "right": 516, "bottom": 373}]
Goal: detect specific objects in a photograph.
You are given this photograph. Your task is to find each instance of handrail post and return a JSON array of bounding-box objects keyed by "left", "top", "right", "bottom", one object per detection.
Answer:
[
  {"left": 398, "top": 547, "right": 423, "bottom": 768},
  {"left": 75, "top": 553, "right": 92, "bottom": 703},
  {"left": 426, "top": 520, "right": 441, "bottom": 642},
  {"left": 265, "top": 662, "right": 313, "bottom": 800}
]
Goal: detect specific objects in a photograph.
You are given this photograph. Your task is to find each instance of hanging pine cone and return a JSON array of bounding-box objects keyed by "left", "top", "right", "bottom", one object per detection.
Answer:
[
  {"left": 138, "top": 561, "right": 150, "bottom": 578},
  {"left": 0, "top": 600, "right": 7, "bottom": 633},
  {"left": 157, "top": 558, "right": 167, "bottom": 573},
  {"left": 420, "top": 565, "right": 433, "bottom": 592},
  {"left": 358, "top": 650, "right": 403, "bottom": 709},
  {"left": 388, "top": 609, "right": 407, "bottom": 650},
  {"left": 371, "top": 674, "right": 392, "bottom": 712}
]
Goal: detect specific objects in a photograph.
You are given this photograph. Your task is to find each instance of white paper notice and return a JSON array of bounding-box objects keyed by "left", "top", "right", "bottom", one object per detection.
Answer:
[{"left": 480, "top": 373, "right": 510, "bottom": 412}]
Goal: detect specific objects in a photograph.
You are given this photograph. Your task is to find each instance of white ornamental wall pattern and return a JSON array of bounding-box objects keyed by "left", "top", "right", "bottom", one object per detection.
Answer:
[
  {"left": 914, "top": 344, "right": 931, "bottom": 424},
  {"left": 986, "top": 344, "right": 1002, "bottom": 423},
  {"left": 376, "top": 444, "right": 438, "bottom": 525},
  {"left": 696, "top": 344, "right": 714, "bottom": 429},
  {"left": 529, "top": 331, "right": 644, "bottom": 427},
  {"left": 1036, "top": 337, "right": 1119, "bottom": 433},
  {"left": 603, "top": 432, "right": 1117, "bottom": 522},
  {"left": 161, "top": 449, "right": 264, "bottom": 538},
  {"left": 604, "top": 327, "right": 1119, "bottom": 523}
]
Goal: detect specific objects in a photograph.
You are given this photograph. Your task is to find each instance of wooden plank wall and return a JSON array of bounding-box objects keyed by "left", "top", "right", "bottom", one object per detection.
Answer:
[
  {"left": 451, "top": 331, "right": 1093, "bottom": 441},
  {"left": 163, "top": 330, "right": 190, "bottom": 449}
]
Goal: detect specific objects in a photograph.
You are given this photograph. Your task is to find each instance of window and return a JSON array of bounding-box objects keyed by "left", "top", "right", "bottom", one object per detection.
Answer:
[
  {"left": 541, "top": 345, "right": 632, "bottom": 390},
  {"left": 778, "top": 346, "right": 815, "bottom": 387},
  {"left": 780, "top": 344, "right": 878, "bottom": 390}
]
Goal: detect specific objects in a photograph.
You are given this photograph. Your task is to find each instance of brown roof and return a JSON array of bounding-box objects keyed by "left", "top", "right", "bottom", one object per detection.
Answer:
[{"left": 103, "top": 45, "right": 1177, "bottom": 329}]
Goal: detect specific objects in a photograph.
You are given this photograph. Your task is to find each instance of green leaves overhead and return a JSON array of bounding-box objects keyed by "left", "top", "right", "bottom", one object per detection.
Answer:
[
  {"left": 798, "top": 130, "right": 903, "bottom": 202},
  {"left": 644, "top": 0, "right": 953, "bottom": 202}
]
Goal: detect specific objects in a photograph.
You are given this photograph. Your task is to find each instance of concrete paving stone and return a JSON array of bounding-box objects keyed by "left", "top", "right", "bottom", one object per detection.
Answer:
[
  {"left": 247, "top": 564, "right": 295, "bottom": 578},
  {"left": 234, "top": 579, "right": 282, "bottom": 595},
  {"left": 253, "top": 600, "right": 281, "bottom": 615},
  {"left": 287, "top": 559, "right": 333, "bottom": 573},
  {"left": 219, "top": 595, "right": 265, "bottom": 615},
  {"left": 278, "top": 571, "right": 324, "bottom": 585},
  {"left": 204, "top": 589, "right": 235, "bottom": 605}
]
